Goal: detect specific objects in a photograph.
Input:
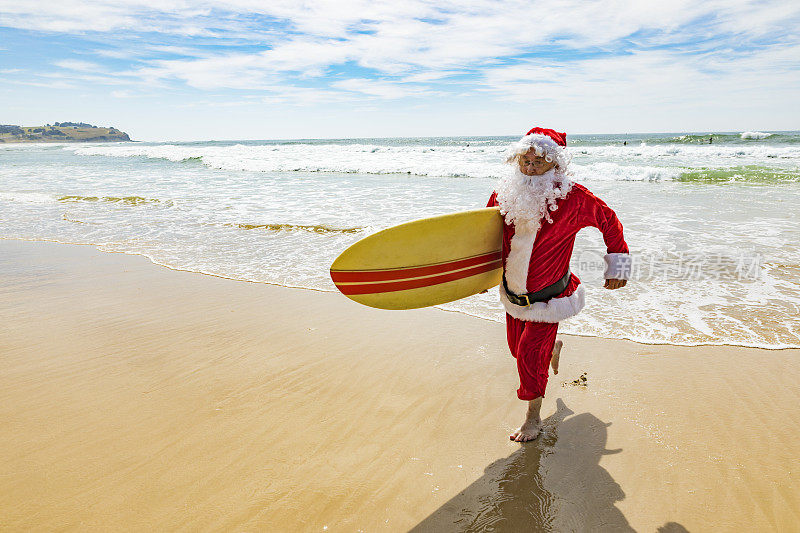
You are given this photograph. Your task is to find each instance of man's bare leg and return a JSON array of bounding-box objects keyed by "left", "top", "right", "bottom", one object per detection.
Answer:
[
  {"left": 550, "top": 339, "right": 563, "bottom": 375},
  {"left": 510, "top": 397, "right": 542, "bottom": 442}
]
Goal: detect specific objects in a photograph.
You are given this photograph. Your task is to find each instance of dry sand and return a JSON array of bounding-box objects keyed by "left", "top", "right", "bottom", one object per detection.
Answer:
[{"left": 1, "top": 239, "right": 799, "bottom": 531}]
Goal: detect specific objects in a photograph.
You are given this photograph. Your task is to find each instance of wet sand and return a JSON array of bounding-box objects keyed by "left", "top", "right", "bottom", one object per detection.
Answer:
[{"left": 2, "top": 239, "right": 799, "bottom": 531}]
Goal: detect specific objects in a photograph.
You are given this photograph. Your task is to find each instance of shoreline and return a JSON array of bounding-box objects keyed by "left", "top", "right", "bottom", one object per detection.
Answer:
[
  {"left": 3, "top": 236, "right": 796, "bottom": 351},
  {"left": 2, "top": 239, "right": 800, "bottom": 530}
]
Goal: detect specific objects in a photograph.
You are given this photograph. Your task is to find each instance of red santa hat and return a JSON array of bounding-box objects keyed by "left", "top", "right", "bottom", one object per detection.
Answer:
[
  {"left": 507, "top": 126, "right": 570, "bottom": 169},
  {"left": 526, "top": 127, "right": 567, "bottom": 146}
]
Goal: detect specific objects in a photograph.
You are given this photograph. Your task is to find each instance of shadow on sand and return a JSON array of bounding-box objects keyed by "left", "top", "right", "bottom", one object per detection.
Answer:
[{"left": 410, "top": 399, "right": 688, "bottom": 532}]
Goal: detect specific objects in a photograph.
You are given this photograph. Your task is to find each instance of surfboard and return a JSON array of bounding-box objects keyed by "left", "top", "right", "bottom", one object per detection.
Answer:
[{"left": 330, "top": 207, "right": 503, "bottom": 310}]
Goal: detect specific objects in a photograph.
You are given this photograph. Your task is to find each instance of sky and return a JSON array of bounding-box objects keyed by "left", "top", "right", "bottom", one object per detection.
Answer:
[{"left": 1, "top": 1, "right": 799, "bottom": 141}]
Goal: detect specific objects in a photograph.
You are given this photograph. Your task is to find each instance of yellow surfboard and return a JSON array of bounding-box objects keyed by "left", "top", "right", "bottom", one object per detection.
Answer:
[{"left": 330, "top": 207, "right": 503, "bottom": 310}]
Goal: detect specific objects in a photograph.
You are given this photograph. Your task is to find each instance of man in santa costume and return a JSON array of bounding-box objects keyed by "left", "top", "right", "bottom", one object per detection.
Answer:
[{"left": 487, "top": 127, "right": 631, "bottom": 442}]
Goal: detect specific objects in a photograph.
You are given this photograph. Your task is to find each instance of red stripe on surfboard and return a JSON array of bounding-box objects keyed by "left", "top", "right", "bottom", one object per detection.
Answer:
[
  {"left": 335, "top": 260, "right": 502, "bottom": 295},
  {"left": 330, "top": 251, "right": 501, "bottom": 283}
]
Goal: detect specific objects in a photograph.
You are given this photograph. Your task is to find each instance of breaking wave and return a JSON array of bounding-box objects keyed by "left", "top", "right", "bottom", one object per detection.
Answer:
[
  {"left": 66, "top": 140, "right": 800, "bottom": 182},
  {"left": 740, "top": 131, "right": 773, "bottom": 140}
]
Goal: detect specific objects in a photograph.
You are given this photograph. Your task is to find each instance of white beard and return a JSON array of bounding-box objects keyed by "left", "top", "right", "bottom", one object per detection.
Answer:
[
  {"left": 496, "top": 167, "right": 573, "bottom": 233},
  {"left": 496, "top": 167, "right": 573, "bottom": 294}
]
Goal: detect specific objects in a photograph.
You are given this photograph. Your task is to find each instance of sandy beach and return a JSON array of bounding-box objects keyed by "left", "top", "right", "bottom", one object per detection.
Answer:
[{"left": 1, "top": 239, "right": 799, "bottom": 531}]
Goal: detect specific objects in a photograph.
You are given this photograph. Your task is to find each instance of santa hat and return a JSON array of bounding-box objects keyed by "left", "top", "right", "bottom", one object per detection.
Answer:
[{"left": 507, "top": 126, "right": 570, "bottom": 169}]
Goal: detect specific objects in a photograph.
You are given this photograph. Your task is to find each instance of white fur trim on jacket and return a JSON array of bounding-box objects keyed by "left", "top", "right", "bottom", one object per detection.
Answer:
[
  {"left": 500, "top": 283, "right": 586, "bottom": 323},
  {"left": 604, "top": 253, "right": 633, "bottom": 280},
  {"left": 504, "top": 230, "right": 536, "bottom": 294}
]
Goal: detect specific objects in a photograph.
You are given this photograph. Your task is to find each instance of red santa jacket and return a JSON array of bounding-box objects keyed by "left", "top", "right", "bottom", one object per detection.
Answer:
[{"left": 487, "top": 183, "right": 630, "bottom": 323}]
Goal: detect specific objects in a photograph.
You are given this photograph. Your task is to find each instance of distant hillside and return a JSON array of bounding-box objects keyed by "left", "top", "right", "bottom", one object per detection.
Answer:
[{"left": 0, "top": 123, "right": 131, "bottom": 143}]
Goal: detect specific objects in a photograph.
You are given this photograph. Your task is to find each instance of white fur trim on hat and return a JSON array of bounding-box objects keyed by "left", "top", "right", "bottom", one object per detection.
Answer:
[
  {"left": 604, "top": 253, "right": 633, "bottom": 280},
  {"left": 500, "top": 283, "right": 585, "bottom": 323},
  {"left": 507, "top": 133, "right": 571, "bottom": 170}
]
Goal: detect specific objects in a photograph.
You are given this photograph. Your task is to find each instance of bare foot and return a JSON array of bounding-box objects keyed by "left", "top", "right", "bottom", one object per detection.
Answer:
[
  {"left": 510, "top": 397, "right": 543, "bottom": 442},
  {"left": 551, "top": 339, "right": 563, "bottom": 375},
  {"left": 509, "top": 420, "right": 541, "bottom": 442}
]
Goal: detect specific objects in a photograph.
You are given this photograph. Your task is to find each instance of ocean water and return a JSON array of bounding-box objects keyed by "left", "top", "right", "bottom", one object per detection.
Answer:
[{"left": 1, "top": 132, "right": 799, "bottom": 348}]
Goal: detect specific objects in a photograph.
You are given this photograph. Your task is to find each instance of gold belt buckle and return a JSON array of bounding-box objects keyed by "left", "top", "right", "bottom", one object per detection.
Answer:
[{"left": 520, "top": 294, "right": 531, "bottom": 306}]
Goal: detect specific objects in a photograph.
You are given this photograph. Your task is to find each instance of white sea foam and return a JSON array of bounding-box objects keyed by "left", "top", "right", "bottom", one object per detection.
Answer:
[
  {"left": 0, "top": 191, "right": 58, "bottom": 204},
  {"left": 740, "top": 131, "right": 773, "bottom": 140},
  {"left": 570, "top": 162, "right": 683, "bottom": 182},
  {"left": 69, "top": 143, "right": 511, "bottom": 179},
  {"left": 66, "top": 141, "right": 800, "bottom": 183}
]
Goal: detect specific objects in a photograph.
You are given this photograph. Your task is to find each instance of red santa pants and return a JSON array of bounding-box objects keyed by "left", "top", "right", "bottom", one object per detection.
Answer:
[{"left": 506, "top": 314, "right": 559, "bottom": 400}]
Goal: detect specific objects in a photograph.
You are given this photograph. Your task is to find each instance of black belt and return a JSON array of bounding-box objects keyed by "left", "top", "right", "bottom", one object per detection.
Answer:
[{"left": 503, "top": 269, "right": 571, "bottom": 306}]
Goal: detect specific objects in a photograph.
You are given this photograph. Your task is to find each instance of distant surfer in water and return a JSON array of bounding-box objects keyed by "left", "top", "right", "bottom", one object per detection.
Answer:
[{"left": 487, "top": 127, "right": 631, "bottom": 442}]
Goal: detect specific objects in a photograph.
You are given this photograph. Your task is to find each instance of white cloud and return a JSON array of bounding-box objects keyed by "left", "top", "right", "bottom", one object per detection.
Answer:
[
  {"left": 10, "top": 79, "right": 77, "bottom": 89},
  {"left": 128, "top": 2, "right": 800, "bottom": 99},
  {"left": 259, "top": 86, "right": 349, "bottom": 105},
  {"left": 481, "top": 42, "right": 800, "bottom": 104},
  {"left": 54, "top": 59, "right": 102, "bottom": 72},
  {"left": 5, "top": 1, "right": 799, "bottom": 74},
  {"left": 402, "top": 71, "right": 461, "bottom": 83},
  {"left": 42, "top": 70, "right": 133, "bottom": 86},
  {"left": 333, "top": 78, "right": 420, "bottom": 99},
  {"left": 1, "top": 0, "right": 799, "bottom": 135}
]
